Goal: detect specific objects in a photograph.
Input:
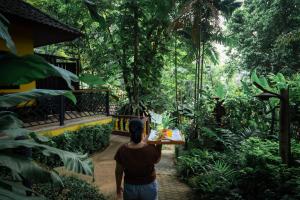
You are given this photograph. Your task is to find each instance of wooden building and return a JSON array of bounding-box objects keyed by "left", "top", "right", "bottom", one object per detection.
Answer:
[{"left": 0, "top": 0, "right": 112, "bottom": 136}]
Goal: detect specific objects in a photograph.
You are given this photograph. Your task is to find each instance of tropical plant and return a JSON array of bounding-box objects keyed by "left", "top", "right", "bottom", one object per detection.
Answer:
[
  {"left": 0, "top": 15, "right": 93, "bottom": 199},
  {"left": 84, "top": 0, "right": 175, "bottom": 115},
  {"left": 171, "top": 0, "right": 241, "bottom": 137},
  {"left": 188, "top": 160, "right": 235, "bottom": 193},
  {"left": 228, "top": 0, "right": 300, "bottom": 74},
  {"left": 32, "top": 176, "right": 106, "bottom": 200},
  {"left": 34, "top": 124, "right": 112, "bottom": 168}
]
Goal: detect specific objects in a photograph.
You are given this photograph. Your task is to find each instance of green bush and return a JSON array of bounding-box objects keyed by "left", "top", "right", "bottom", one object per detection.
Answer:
[
  {"left": 33, "top": 176, "right": 106, "bottom": 200},
  {"left": 234, "top": 137, "right": 300, "bottom": 199},
  {"left": 52, "top": 124, "right": 112, "bottom": 154},
  {"left": 34, "top": 124, "right": 112, "bottom": 167},
  {"left": 188, "top": 160, "right": 236, "bottom": 193},
  {"left": 240, "top": 137, "right": 281, "bottom": 166},
  {"left": 177, "top": 137, "right": 300, "bottom": 199},
  {"left": 177, "top": 149, "right": 215, "bottom": 178}
]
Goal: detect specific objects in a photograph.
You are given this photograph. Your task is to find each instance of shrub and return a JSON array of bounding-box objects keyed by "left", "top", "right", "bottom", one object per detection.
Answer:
[
  {"left": 34, "top": 124, "right": 112, "bottom": 167},
  {"left": 51, "top": 124, "right": 112, "bottom": 154},
  {"left": 188, "top": 160, "right": 236, "bottom": 193},
  {"left": 177, "top": 137, "right": 300, "bottom": 199},
  {"left": 236, "top": 137, "right": 300, "bottom": 199},
  {"left": 176, "top": 149, "right": 214, "bottom": 178},
  {"left": 240, "top": 137, "right": 281, "bottom": 166},
  {"left": 33, "top": 176, "right": 106, "bottom": 200}
]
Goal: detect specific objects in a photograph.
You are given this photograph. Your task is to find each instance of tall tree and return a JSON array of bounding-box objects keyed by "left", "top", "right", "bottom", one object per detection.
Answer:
[
  {"left": 228, "top": 0, "right": 300, "bottom": 74},
  {"left": 171, "top": 0, "right": 240, "bottom": 135}
]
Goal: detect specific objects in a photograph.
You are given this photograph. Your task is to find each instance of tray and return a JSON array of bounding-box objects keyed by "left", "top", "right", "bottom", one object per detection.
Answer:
[{"left": 146, "top": 129, "right": 185, "bottom": 145}]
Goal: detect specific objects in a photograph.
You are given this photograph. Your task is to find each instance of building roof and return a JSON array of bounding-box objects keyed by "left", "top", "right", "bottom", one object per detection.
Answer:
[{"left": 0, "top": 0, "right": 82, "bottom": 47}]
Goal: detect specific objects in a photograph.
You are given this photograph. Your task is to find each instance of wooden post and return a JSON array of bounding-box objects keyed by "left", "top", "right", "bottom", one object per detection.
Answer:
[
  {"left": 106, "top": 91, "right": 110, "bottom": 116},
  {"left": 279, "top": 88, "right": 291, "bottom": 166},
  {"left": 59, "top": 95, "right": 65, "bottom": 126}
]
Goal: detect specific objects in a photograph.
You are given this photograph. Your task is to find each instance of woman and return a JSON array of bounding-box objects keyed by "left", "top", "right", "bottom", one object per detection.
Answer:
[{"left": 114, "top": 118, "right": 162, "bottom": 200}]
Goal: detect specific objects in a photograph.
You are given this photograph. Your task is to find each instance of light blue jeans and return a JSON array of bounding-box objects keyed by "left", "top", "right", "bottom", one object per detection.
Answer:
[{"left": 123, "top": 180, "right": 158, "bottom": 200}]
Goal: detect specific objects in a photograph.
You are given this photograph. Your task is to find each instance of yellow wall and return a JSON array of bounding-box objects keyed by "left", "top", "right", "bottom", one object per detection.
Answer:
[
  {"left": 39, "top": 117, "right": 113, "bottom": 137},
  {"left": 0, "top": 27, "right": 36, "bottom": 93}
]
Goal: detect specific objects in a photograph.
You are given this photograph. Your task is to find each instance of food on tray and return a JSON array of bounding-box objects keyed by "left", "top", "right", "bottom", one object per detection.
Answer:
[
  {"left": 149, "top": 129, "right": 181, "bottom": 140},
  {"left": 147, "top": 129, "right": 184, "bottom": 144},
  {"left": 161, "top": 129, "right": 173, "bottom": 138}
]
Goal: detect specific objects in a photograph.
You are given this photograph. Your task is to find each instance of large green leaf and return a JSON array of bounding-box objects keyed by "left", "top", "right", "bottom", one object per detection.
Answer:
[
  {"left": 251, "top": 70, "right": 272, "bottom": 91},
  {"left": 0, "top": 53, "right": 78, "bottom": 89},
  {"left": 0, "top": 139, "right": 94, "bottom": 176},
  {"left": 0, "top": 89, "right": 76, "bottom": 108},
  {"left": 0, "top": 154, "right": 62, "bottom": 186},
  {"left": 79, "top": 74, "right": 105, "bottom": 87},
  {"left": 0, "top": 180, "right": 43, "bottom": 199},
  {"left": 215, "top": 83, "right": 226, "bottom": 99},
  {"left": 0, "top": 187, "right": 44, "bottom": 200},
  {"left": 0, "top": 112, "right": 23, "bottom": 130},
  {"left": 0, "top": 14, "right": 17, "bottom": 54},
  {"left": 0, "top": 111, "right": 33, "bottom": 140},
  {"left": 271, "top": 73, "right": 288, "bottom": 90},
  {"left": 29, "top": 132, "right": 49, "bottom": 143}
]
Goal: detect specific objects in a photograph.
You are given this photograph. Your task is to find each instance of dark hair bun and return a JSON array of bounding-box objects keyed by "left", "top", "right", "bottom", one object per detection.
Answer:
[{"left": 129, "top": 118, "right": 144, "bottom": 144}]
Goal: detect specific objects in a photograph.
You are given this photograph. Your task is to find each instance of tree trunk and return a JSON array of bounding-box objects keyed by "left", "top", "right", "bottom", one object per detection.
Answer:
[
  {"left": 279, "top": 89, "right": 291, "bottom": 166},
  {"left": 175, "top": 37, "right": 179, "bottom": 125},
  {"left": 194, "top": 52, "right": 199, "bottom": 114},
  {"left": 133, "top": 1, "right": 140, "bottom": 116},
  {"left": 122, "top": 46, "right": 131, "bottom": 103},
  {"left": 199, "top": 42, "right": 205, "bottom": 98}
]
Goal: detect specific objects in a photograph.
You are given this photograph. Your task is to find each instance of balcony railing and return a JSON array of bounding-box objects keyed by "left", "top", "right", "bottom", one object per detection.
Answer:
[
  {"left": 5, "top": 90, "right": 110, "bottom": 128},
  {"left": 112, "top": 115, "right": 150, "bottom": 137}
]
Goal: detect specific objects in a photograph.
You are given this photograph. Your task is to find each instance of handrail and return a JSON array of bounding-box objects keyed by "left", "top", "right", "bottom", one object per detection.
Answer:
[
  {"left": 112, "top": 115, "right": 150, "bottom": 137},
  {"left": 35, "top": 53, "right": 79, "bottom": 61},
  {"left": 1, "top": 90, "right": 111, "bottom": 128},
  {"left": 73, "top": 89, "right": 110, "bottom": 93},
  {"left": 111, "top": 114, "right": 146, "bottom": 118}
]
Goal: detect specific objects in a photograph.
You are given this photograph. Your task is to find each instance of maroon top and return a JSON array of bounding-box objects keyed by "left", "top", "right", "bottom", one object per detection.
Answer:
[{"left": 114, "top": 144, "right": 160, "bottom": 185}]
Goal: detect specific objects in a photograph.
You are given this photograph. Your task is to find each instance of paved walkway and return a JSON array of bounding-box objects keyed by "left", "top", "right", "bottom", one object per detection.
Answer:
[{"left": 58, "top": 135, "right": 194, "bottom": 200}]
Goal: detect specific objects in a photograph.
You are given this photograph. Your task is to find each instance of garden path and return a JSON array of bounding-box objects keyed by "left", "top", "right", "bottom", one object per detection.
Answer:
[{"left": 58, "top": 134, "right": 194, "bottom": 199}]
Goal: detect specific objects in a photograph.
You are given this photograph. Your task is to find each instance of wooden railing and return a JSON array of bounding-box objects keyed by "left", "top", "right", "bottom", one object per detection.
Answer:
[
  {"left": 1, "top": 90, "right": 110, "bottom": 128},
  {"left": 112, "top": 115, "right": 150, "bottom": 137}
]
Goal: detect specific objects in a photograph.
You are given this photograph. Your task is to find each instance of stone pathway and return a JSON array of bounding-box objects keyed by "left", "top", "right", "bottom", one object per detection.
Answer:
[
  {"left": 58, "top": 135, "right": 194, "bottom": 200},
  {"left": 156, "top": 146, "right": 194, "bottom": 200}
]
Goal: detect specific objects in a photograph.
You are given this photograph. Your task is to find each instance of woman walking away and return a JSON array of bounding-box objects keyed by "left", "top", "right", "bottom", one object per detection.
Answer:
[{"left": 114, "top": 118, "right": 162, "bottom": 200}]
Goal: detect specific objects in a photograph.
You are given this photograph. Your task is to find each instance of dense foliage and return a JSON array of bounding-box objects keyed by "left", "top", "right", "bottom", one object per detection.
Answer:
[
  {"left": 12, "top": 0, "right": 300, "bottom": 199},
  {"left": 33, "top": 176, "right": 106, "bottom": 200},
  {"left": 0, "top": 14, "right": 93, "bottom": 199},
  {"left": 34, "top": 124, "right": 112, "bottom": 168},
  {"left": 177, "top": 137, "right": 300, "bottom": 199},
  {"left": 228, "top": 0, "right": 300, "bottom": 74}
]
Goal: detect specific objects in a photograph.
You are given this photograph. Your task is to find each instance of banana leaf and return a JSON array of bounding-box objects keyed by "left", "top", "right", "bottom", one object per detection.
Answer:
[
  {"left": 0, "top": 89, "right": 76, "bottom": 108},
  {"left": 0, "top": 187, "right": 44, "bottom": 200},
  {"left": 0, "top": 112, "right": 23, "bottom": 130},
  {"left": 0, "top": 139, "right": 94, "bottom": 176},
  {"left": 0, "top": 154, "right": 62, "bottom": 186},
  {"left": 0, "top": 53, "right": 78, "bottom": 90},
  {"left": 0, "top": 14, "right": 17, "bottom": 54}
]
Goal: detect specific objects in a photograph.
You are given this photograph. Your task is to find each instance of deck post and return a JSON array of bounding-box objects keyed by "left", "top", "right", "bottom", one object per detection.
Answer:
[
  {"left": 59, "top": 95, "right": 65, "bottom": 126},
  {"left": 106, "top": 91, "right": 110, "bottom": 116}
]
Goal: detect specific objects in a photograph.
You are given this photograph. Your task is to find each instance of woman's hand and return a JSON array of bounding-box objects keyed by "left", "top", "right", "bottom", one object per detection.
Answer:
[
  {"left": 142, "top": 134, "right": 148, "bottom": 144},
  {"left": 116, "top": 187, "right": 123, "bottom": 200}
]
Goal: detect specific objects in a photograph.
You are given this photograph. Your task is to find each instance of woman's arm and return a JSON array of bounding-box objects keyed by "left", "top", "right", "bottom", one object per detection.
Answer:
[
  {"left": 154, "top": 144, "right": 162, "bottom": 163},
  {"left": 115, "top": 162, "right": 124, "bottom": 198}
]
